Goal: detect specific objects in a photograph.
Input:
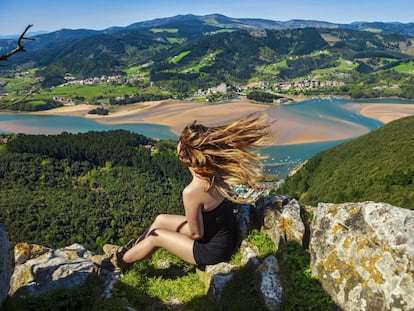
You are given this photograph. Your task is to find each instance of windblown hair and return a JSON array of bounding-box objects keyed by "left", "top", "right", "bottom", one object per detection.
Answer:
[{"left": 178, "top": 113, "right": 274, "bottom": 202}]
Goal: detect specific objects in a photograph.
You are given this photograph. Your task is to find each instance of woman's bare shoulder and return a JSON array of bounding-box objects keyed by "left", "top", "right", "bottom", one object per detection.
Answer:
[{"left": 183, "top": 180, "right": 205, "bottom": 197}]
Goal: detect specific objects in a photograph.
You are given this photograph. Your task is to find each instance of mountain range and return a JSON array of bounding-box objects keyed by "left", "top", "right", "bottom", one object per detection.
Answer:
[{"left": 1, "top": 14, "right": 414, "bottom": 98}]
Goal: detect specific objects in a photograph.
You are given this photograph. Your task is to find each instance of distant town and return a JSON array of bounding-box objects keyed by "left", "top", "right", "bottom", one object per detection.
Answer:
[{"left": 27, "top": 72, "right": 349, "bottom": 106}]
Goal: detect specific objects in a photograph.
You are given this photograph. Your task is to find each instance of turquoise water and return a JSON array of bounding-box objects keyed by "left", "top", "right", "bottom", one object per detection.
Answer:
[
  {"left": 0, "top": 114, "right": 177, "bottom": 140},
  {"left": 1, "top": 98, "right": 412, "bottom": 178},
  {"left": 262, "top": 139, "right": 350, "bottom": 178},
  {"left": 268, "top": 97, "right": 383, "bottom": 130},
  {"left": 263, "top": 97, "right": 384, "bottom": 177}
]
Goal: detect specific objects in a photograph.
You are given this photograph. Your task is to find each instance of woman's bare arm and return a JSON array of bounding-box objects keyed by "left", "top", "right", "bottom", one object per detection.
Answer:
[{"left": 182, "top": 186, "right": 204, "bottom": 240}]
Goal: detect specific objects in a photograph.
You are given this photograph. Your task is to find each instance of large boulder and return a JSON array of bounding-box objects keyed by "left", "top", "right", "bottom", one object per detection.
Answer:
[
  {"left": 0, "top": 225, "right": 10, "bottom": 307},
  {"left": 10, "top": 243, "right": 95, "bottom": 297},
  {"left": 310, "top": 202, "right": 414, "bottom": 311},
  {"left": 9, "top": 243, "right": 119, "bottom": 298},
  {"left": 261, "top": 198, "right": 305, "bottom": 249}
]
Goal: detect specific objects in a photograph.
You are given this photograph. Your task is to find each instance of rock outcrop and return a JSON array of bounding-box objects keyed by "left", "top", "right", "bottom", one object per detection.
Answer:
[
  {"left": 196, "top": 197, "right": 298, "bottom": 310},
  {"left": 310, "top": 202, "right": 414, "bottom": 311},
  {"left": 6, "top": 198, "right": 414, "bottom": 311},
  {"left": 0, "top": 224, "right": 10, "bottom": 308},
  {"left": 10, "top": 243, "right": 120, "bottom": 298},
  {"left": 198, "top": 240, "right": 283, "bottom": 311},
  {"left": 241, "top": 243, "right": 283, "bottom": 311},
  {"left": 260, "top": 198, "right": 305, "bottom": 249}
]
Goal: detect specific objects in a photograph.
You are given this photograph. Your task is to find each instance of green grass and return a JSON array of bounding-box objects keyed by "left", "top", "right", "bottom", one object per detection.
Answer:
[
  {"left": 124, "top": 64, "right": 152, "bottom": 78},
  {"left": 166, "top": 37, "right": 179, "bottom": 44},
  {"left": 1, "top": 82, "right": 144, "bottom": 109},
  {"left": 278, "top": 241, "right": 337, "bottom": 311},
  {"left": 120, "top": 233, "right": 276, "bottom": 310},
  {"left": 2, "top": 77, "right": 37, "bottom": 93},
  {"left": 312, "top": 58, "right": 356, "bottom": 75},
  {"left": 1, "top": 68, "right": 43, "bottom": 94},
  {"left": 203, "top": 18, "right": 252, "bottom": 30},
  {"left": 203, "top": 18, "right": 222, "bottom": 27},
  {"left": 222, "top": 230, "right": 278, "bottom": 310},
  {"left": 310, "top": 50, "right": 331, "bottom": 57},
  {"left": 150, "top": 28, "right": 179, "bottom": 33},
  {"left": 362, "top": 27, "right": 382, "bottom": 33},
  {"left": 26, "top": 100, "right": 47, "bottom": 106},
  {"left": 244, "top": 229, "right": 276, "bottom": 258},
  {"left": 96, "top": 248, "right": 214, "bottom": 309},
  {"left": 214, "top": 29, "right": 235, "bottom": 33},
  {"left": 124, "top": 66, "right": 141, "bottom": 76},
  {"left": 394, "top": 61, "right": 414, "bottom": 74},
  {"left": 256, "top": 59, "right": 287, "bottom": 76},
  {"left": 104, "top": 249, "right": 215, "bottom": 311},
  {"left": 229, "top": 229, "right": 277, "bottom": 266},
  {"left": 178, "top": 50, "right": 222, "bottom": 73},
  {"left": 168, "top": 51, "right": 191, "bottom": 64},
  {"left": 49, "top": 85, "right": 137, "bottom": 101}
]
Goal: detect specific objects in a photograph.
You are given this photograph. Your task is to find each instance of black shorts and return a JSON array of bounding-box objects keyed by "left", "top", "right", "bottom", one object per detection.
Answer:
[{"left": 193, "top": 241, "right": 234, "bottom": 266}]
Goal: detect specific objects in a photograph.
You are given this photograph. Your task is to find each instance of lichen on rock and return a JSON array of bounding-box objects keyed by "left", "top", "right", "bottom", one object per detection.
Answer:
[
  {"left": 310, "top": 202, "right": 414, "bottom": 311},
  {"left": 10, "top": 243, "right": 97, "bottom": 297}
]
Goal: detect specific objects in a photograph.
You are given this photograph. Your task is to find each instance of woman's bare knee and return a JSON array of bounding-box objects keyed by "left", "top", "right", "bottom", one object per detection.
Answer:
[
  {"left": 151, "top": 214, "right": 188, "bottom": 233},
  {"left": 123, "top": 228, "right": 196, "bottom": 265},
  {"left": 152, "top": 214, "right": 169, "bottom": 227}
]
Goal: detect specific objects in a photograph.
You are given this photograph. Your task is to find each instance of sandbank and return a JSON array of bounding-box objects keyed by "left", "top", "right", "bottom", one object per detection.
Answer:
[
  {"left": 357, "top": 103, "right": 414, "bottom": 124},
  {"left": 266, "top": 109, "right": 371, "bottom": 145},
  {"left": 12, "top": 98, "right": 414, "bottom": 145},
  {"left": 86, "top": 98, "right": 356, "bottom": 145},
  {"left": 29, "top": 98, "right": 369, "bottom": 145},
  {"left": 92, "top": 99, "right": 269, "bottom": 136}
]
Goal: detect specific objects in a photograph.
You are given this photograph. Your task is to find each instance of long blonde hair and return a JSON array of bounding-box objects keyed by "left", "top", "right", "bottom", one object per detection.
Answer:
[{"left": 178, "top": 113, "right": 274, "bottom": 201}]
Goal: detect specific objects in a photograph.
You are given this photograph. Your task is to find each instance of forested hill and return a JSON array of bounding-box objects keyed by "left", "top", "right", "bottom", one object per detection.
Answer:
[
  {"left": 279, "top": 115, "right": 414, "bottom": 209},
  {"left": 147, "top": 26, "right": 414, "bottom": 91},
  {"left": 0, "top": 130, "right": 190, "bottom": 252}
]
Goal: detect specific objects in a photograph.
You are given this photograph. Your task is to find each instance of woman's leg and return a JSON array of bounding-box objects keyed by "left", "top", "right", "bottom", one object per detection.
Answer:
[
  {"left": 123, "top": 228, "right": 196, "bottom": 264},
  {"left": 122, "top": 214, "right": 196, "bottom": 264},
  {"left": 138, "top": 214, "right": 190, "bottom": 242}
]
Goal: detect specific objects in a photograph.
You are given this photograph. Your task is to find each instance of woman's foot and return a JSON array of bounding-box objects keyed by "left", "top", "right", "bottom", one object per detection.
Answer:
[{"left": 92, "top": 240, "right": 135, "bottom": 273}]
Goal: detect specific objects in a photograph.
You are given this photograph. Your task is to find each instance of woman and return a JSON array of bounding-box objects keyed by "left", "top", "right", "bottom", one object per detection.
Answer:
[{"left": 93, "top": 113, "right": 273, "bottom": 272}]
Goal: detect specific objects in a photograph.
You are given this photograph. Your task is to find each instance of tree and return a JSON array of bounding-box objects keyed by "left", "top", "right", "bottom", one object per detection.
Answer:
[{"left": 0, "top": 24, "right": 34, "bottom": 63}]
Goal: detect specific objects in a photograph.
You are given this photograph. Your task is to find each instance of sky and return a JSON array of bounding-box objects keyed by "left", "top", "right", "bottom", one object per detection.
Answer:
[{"left": 1, "top": 0, "right": 414, "bottom": 36}]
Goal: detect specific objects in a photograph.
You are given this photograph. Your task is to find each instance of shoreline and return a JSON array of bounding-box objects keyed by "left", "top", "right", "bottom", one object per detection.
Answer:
[
  {"left": 357, "top": 103, "right": 414, "bottom": 123},
  {"left": 2, "top": 97, "right": 414, "bottom": 145},
  {"left": 88, "top": 99, "right": 271, "bottom": 135}
]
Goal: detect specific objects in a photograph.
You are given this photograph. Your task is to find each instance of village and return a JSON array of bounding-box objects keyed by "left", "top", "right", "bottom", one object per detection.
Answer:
[{"left": 45, "top": 72, "right": 347, "bottom": 106}]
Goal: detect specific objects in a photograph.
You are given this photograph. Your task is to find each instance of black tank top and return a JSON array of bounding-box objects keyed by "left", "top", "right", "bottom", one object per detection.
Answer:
[{"left": 200, "top": 198, "right": 236, "bottom": 244}]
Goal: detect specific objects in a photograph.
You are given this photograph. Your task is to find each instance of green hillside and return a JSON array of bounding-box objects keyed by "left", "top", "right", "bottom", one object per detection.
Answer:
[
  {"left": 3, "top": 15, "right": 414, "bottom": 111},
  {"left": 35, "top": 27, "right": 414, "bottom": 84},
  {"left": 279, "top": 115, "right": 414, "bottom": 209}
]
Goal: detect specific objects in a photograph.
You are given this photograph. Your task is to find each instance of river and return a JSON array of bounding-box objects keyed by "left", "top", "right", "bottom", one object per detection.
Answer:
[{"left": 1, "top": 98, "right": 413, "bottom": 178}]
